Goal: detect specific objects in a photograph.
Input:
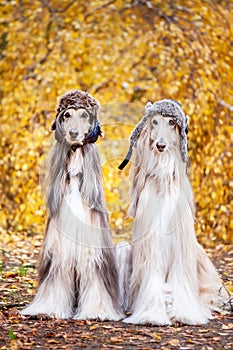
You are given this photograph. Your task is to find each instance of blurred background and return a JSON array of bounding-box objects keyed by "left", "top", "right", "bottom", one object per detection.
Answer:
[{"left": 0, "top": 0, "right": 232, "bottom": 253}]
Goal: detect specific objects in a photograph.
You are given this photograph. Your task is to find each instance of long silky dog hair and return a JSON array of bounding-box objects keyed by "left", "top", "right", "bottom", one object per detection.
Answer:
[
  {"left": 21, "top": 90, "right": 123, "bottom": 320},
  {"left": 120, "top": 99, "right": 228, "bottom": 325}
]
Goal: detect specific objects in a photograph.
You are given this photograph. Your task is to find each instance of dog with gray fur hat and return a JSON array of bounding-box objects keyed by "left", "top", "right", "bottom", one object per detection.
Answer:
[{"left": 119, "top": 99, "right": 228, "bottom": 325}]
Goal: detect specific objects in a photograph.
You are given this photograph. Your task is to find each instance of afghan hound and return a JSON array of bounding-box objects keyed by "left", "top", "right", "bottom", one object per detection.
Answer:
[
  {"left": 21, "top": 90, "right": 123, "bottom": 320},
  {"left": 119, "top": 99, "right": 228, "bottom": 325}
]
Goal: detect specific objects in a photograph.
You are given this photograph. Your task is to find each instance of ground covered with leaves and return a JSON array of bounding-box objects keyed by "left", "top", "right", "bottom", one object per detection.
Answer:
[
  {"left": 1, "top": 0, "right": 233, "bottom": 244},
  {"left": 0, "top": 241, "right": 232, "bottom": 349}
]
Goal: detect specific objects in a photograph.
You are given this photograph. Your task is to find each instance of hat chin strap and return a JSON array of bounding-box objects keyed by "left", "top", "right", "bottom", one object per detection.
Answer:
[
  {"left": 70, "top": 121, "right": 102, "bottom": 151},
  {"left": 118, "top": 145, "right": 133, "bottom": 170}
]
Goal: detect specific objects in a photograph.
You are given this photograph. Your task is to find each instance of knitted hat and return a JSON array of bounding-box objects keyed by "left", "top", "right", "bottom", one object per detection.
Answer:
[
  {"left": 118, "top": 99, "right": 189, "bottom": 170},
  {"left": 50, "top": 89, "right": 102, "bottom": 145}
]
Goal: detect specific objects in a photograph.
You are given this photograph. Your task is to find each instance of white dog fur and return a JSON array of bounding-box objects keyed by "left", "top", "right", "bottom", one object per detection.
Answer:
[{"left": 123, "top": 102, "right": 228, "bottom": 325}]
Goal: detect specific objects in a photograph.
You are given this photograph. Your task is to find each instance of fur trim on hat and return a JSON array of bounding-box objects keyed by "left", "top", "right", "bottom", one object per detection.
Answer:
[
  {"left": 129, "top": 99, "right": 188, "bottom": 163},
  {"left": 50, "top": 90, "right": 102, "bottom": 145},
  {"left": 51, "top": 89, "right": 100, "bottom": 131},
  {"left": 118, "top": 99, "right": 189, "bottom": 170},
  {"left": 56, "top": 89, "right": 100, "bottom": 117}
]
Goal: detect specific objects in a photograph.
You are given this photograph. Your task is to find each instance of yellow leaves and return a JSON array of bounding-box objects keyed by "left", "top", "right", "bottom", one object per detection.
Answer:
[
  {"left": 47, "top": 339, "right": 60, "bottom": 344},
  {"left": 210, "top": 192, "right": 217, "bottom": 200},
  {"left": 89, "top": 325, "right": 98, "bottom": 331},
  {"left": 0, "top": 0, "right": 233, "bottom": 245},
  {"left": 9, "top": 284, "right": 18, "bottom": 290},
  {"left": 222, "top": 324, "right": 233, "bottom": 330},
  {"left": 19, "top": 204, "right": 26, "bottom": 211},
  {"left": 226, "top": 284, "right": 233, "bottom": 296},
  {"left": 110, "top": 336, "right": 123, "bottom": 343},
  {"left": 4, "top": 272, "right": 18, "bottom": 279},
  {"left": 167, "top": 84, "right": 179, "bottom": 95},
  {"left": 152, "top": 333, "right": 161, "bottom": 341},
  {"left": 167, "top": 339, "right": 180, "bottom": 346}
]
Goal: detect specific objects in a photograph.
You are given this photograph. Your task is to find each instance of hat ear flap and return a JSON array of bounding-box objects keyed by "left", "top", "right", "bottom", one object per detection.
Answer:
[
  {"left": 98, "top": 124, "right": 104, "bottom": 138},
  {"left": 185, "top": 115, "right": 189, "bottom": 134},
  {"left": 50, "top": 119, "right": 56, "bottom": 131},
  {"left": 145, "top": 101, "right": 153, "bottom": 113}
]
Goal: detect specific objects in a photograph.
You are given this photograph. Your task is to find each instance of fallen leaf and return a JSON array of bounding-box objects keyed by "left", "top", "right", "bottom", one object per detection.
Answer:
[
  {"left": 167, "top": 339, "right": 180, "bottom": 346},
  {"left": 222, "top": 323, "right": 233, "bottom": 330}
]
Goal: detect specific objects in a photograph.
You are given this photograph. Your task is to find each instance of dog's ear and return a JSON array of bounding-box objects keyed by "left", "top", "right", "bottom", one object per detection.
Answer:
[{"left": 50, "top": 119, "right": 56, "bottom": 131}]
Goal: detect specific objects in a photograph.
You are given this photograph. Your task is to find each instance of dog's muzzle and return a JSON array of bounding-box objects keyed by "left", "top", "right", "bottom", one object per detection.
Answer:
[
  {"left": 156, "top": 141, "right": 166, "bottom": 152},
  {"left": 69, "top": 129, "right": 79, "bottom": 139}
]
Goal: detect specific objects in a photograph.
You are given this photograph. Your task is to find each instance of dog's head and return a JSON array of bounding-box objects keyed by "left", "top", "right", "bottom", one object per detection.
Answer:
[
  {"left": 130, "top": 99, "right": 188, "bottom": 163},
  {"left": 118, "top": 99, "right": 188, "bottom": 170},
  {"left": 149, "top": 113, "right": 180, "bottom": 154},
  {"left": 53, "top": 107, "right": 96, "bottom": 145},
  {"left": 51, "top": 90, "right": 102, "bottom": 145}
]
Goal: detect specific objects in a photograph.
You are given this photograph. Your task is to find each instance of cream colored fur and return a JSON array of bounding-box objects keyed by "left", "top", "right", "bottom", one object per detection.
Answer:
[
  {"left": 124, "top": 115, "right": 228, "bottom": 325},
  {"left": 21, "top": 108, "right": 123, "bottom": 320}
]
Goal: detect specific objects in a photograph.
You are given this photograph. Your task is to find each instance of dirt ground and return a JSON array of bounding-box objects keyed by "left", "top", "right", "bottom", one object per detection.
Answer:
[{"left": 0, "top": 242, "right": 232, "bottom": 349}]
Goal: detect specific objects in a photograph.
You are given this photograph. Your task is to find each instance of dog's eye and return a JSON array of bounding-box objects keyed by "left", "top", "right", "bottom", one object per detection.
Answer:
[
  {"left": 64, "top": 112, "right": 71, "bottom": 119},
  {"left": 152, "top": 119, "right": 158, "bottom": 125},
  {"left": 169, "top": 119, "right": 175, "bottom": 126},
  {"left": 81, "top": 112, "right": 88, "bottom": 119}
]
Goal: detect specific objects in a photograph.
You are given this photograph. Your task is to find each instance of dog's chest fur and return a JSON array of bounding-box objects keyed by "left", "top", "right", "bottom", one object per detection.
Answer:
[
  {"left": 63, "top": 149, "right": 89, "bottom": 227},
  {"left": 67, "top": 149, "right": 83, "bottom": 180}
]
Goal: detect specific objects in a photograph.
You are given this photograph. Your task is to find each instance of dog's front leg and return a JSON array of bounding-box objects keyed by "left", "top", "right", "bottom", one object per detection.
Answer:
[
  {"left": 21, "top": 220, "right": 75, "bottom": 319},
  {"left": 73, "top": 247, "right": 124, "bottom": 321}
]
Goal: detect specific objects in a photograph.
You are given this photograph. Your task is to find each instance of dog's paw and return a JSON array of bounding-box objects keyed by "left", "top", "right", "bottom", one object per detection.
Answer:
[
  {"left": 123, "top": 314, "right": 172, "bottom": 326},
  {"left": 21, "top": 306, "right": 73, "bottom": 319},
  {"left": 171, "top": 314, "right": 208, "bottom": 326},
  {"left": 73, "top": 311, "right": 123, "bottom": 321}
]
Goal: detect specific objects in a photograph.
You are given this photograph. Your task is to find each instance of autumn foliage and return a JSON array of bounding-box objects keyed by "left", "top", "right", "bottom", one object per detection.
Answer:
[{"left": 0, "top": 0, "right": 232, "bottom": 244}]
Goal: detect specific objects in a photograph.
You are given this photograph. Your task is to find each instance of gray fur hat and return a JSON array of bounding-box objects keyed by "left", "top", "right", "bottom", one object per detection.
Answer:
[{"left": 118, "top": 99, "right": 189, "bottom": 170}]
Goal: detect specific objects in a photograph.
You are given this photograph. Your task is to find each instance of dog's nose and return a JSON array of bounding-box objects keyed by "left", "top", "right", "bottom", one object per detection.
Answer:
[
  {"left": 69, "top": 129, "right": 79, "bottom": 138},
  {"left": 156, "top": 142, "right": 166, "bottom": 152}
]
